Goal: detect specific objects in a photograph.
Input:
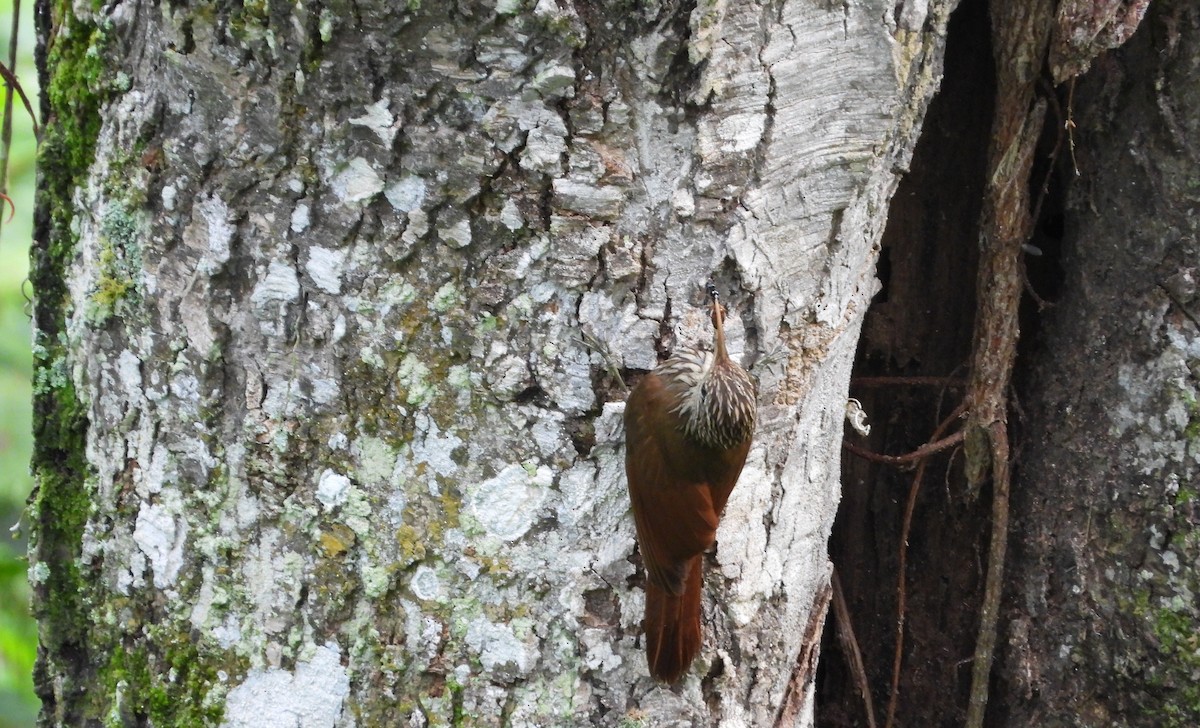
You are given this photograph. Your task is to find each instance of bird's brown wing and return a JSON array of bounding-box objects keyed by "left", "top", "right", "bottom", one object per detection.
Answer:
[
  {"left": 709, "top": 435, "right": 752, "bottom": 517},
  {"left": 624, "top": 372, "right": 723, "bottom": 596}
]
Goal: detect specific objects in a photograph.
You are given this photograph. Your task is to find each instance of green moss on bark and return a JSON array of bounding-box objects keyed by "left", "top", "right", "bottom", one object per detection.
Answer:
[
  {"left": 1126, "top": 588, "right": 1200, "bottom": 727},
  {"left": 103, "top": 640, "right": 227, "bottom": 727},
  {"left": 31, "top": 3, "right": 231, "bottom": 725},
  {"left": 29, "top": 0, "right": 108, "bottom": 717}
]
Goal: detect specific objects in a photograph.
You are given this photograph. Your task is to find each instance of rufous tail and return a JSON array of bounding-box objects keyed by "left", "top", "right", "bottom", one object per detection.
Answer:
[{"left": 643, "top": 556, "right": 703, "bottom": 682}]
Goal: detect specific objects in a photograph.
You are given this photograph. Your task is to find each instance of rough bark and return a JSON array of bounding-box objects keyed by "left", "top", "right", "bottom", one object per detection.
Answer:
[
  {"left": 999, "top": 1, "right": 1200, "bottom": 725},
  {"left": 29, "top": 0, "right": 954, "bottom": 725}
]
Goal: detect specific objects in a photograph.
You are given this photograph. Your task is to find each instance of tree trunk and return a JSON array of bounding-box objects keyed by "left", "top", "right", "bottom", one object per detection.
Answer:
[
  {"left": 999, "top": 1, "right": 1200, "bottom": 725},
  {"left": 29, "top": 0, "right": 954, "bottom": 725}
]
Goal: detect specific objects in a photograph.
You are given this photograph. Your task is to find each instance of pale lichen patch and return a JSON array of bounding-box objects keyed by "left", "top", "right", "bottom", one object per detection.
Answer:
[
  {"left": 341, "top": 487, "right": 373, "bottom": 537},
  {"left": 359, "top": 346, "right": 385, "bottom": 369},
  {"left": 360, "top": 563, "right": 391, "bottom": 599},
  {"left": 577, "top": 292, "right": 659, "bottom": 371},
  {"left": 689, "top": 0, "right": 730, "bottom": 65},
  {"left": 222, "top": 642, "right": 350, "bottom": 728},
  {"left": 305, "top": 246, "right": 346, "bottom": 294},
  {"left": 439, "top": 216, "right": 473, "bottom": 249},
  {"left": 580, "top": 628, "right": 623, "bottom": 673},
  {"left": 468, "top": 463, "right": 550, "bottom": 541},
  {"left": 352, "top": 435, "right": 401, "bottom": 488},
  {"left": 330, "top": 157, "right": 385, "bottom": 204},
  {"left": 191, "top": 567, "right": 242, "bottom": 649},
  {"left": 290, "top": 202, "right": 310, "bottom": 233},
  {"left": 412, "top": 413, "right": 464, "bottom": 478},
  {"left": 499, "top": 199, "right": 525, "bottom": 230},
  {"left": 397, "top": 354, "right": 434, "bottom": 406},
  {"left": 195, "top": 195, "right": 235, "bottom": 271},
  {"left": 349, "top": 97, "right": 398, "bottom": 145},
  {"left": 315, "top": 470, "right": 351, "bottom": 511},
  {"left": 251, "top": 260, "right": 301, "bottom": 309},
  {"left": 385, "top": 174, "right": 427, "bottom": 213},
  {"left": 713, "top": 111, "right": 767, "bottom": 153},
  {"left": 465, "top": 616, "right": 534, "bottom": 673},
  {"left": 432, "top": 281, "right": 461, "bottom": 313},
  {"left": 551, "top": 179, "right": 625, "bottom": 220},
  {"left": 133, "top": 497, "right": 188, "bottom": 589},
  {"left": 410, "top": 565, "right": 442, "bottom": 601},
  {"left": 528, "top": 62, "right": 576, "bottom": 100},
  {"left": 447, "top": 364, "right": 473, "bottom": 391},
  {"left": 400, "top": 599, "right": 445, "bottom": 671},
  {"left": 375, "top": 280, "right": 419, "bottom": 317},
  {"left": 716, "top": 453, "right": 780, "bottom": 626}
]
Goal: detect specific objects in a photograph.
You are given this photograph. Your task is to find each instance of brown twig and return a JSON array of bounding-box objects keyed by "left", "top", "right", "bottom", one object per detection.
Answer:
[
  {"left": 0, "top": 58, "right": 38, "bottom": 140},
  {"left": 1159, "top": 282, "right": 1200, "bottom": 331},
  {"left": 1018, "top": 76, "right": 1075, "bottom": 311},
  {"left": 850, "top": 375, "right": 966, "bottom": 388},
  {"left": 1032, "top": 83, "right": 1065, "bottom": 231},
  {"left": 0, "top": 1, "right": 18, "bottom": 246},
  {"left": 774, "top": 579, "right": 833, "bottom": 727},
  {"left": 1064, "top": 78, "right": 1078, "bottom": 176},
  {"left": 883, "top": 401, "right": 968, "bottom": 728},
  {"left": 963, "top": 2, "right": 1055, "bottom": 724},
  {"left": 883, "top": 459, "right": 929, "bottom": 728},
  {"left": 843, "top": 428, "right": 965, "bottom": 467},
  {"left": 831, "top": 569, "right": 877, "bottom": 728},
  {"left": 966, "top": 423, "right": 1012, "bottom": 727}
]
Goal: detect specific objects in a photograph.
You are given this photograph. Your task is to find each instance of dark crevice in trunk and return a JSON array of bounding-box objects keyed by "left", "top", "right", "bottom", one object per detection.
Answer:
[
  {"left": 819, "top": 0, "right": 1079, "bottom": 720},
  {"left": 817, "top": 0, "right": 995, "bottom": 724}
]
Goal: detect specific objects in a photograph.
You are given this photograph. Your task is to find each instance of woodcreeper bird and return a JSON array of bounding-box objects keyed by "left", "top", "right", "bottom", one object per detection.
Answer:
[{"left": 623, "top": 285, "right": 757, "bottom": 682}]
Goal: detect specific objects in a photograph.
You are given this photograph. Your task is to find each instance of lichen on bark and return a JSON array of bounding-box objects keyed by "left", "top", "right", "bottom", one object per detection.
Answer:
[
  {"left": 30, "top": 0, "right": 124, "bottom": 721},
  {"left": 30, "top": 0, "right": 959, "bottom": 725}
]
